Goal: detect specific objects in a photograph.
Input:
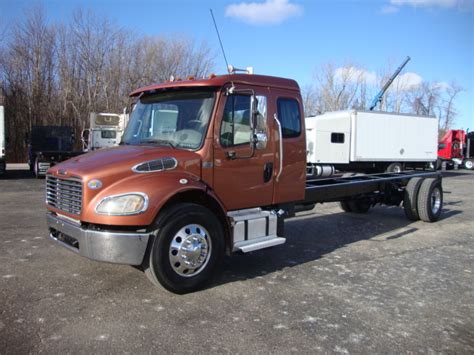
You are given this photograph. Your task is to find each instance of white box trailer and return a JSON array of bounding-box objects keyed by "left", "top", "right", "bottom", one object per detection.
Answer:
[{"left": 306, "top": 110, "right": 438, "bottom": 175}]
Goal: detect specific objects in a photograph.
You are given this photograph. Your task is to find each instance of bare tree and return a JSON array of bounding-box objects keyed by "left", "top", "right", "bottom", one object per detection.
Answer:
[
  {"left": 307, "top": 62, "right": 370, "bottom": 114},
  {"left": 0, "top": 6, "right": 215, "bottom": 162}
]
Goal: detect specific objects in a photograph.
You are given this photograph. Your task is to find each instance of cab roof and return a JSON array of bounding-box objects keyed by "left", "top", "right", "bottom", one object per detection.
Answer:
[{"left": 129, "top": 74, "right": 300, "bottom": 97}]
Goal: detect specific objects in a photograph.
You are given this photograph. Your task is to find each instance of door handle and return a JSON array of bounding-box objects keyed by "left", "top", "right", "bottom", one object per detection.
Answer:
[{"left": 263, "top": 162, "right": 273, "bottom": 183}]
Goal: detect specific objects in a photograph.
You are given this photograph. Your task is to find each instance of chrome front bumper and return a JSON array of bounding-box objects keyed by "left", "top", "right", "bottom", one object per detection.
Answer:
[{"left": 47, "top": 212, "right": 150, "bottom": 265}]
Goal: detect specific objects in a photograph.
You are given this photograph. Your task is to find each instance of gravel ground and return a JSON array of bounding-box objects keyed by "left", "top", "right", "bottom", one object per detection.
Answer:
[{"left": 0, "top": 168, "right": 473, "bottom": 353}]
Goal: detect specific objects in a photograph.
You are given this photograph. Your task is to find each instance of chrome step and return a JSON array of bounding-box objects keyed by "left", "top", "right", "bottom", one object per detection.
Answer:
[{"left": 233, "top": 235, "right": 286, "bottom": 253}]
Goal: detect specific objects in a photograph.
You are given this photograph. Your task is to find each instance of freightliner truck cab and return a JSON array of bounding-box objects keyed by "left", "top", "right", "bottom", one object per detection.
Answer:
[{"left": 46, "top": 74, "right": 308, "bottom": 293}]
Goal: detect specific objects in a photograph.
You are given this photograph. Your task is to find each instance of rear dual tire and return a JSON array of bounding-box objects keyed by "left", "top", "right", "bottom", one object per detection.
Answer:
[
  {"left": 417, "top": 178, "right": 443, "bottom": 222},
  {"left": 404, "top": 177, "right": 443, "bottom": 222}
]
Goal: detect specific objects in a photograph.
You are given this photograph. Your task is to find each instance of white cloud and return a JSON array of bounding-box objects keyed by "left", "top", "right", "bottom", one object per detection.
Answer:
[
  {"left": 225, "top": 0, "right": 303, "bottom": 25},
  {"left": 382, "top": 0, "right": 472, "bottom": 14},
  {"left": 334, "top": 66, "right": 377, "bottom": 86},
  {"left": 433, "top": 81, "right": 451, "bottom": 90},
  {"left": 392, "top": 0, "right": 457, "bottom": 6},
  {"left": 391, "top": 72, "right": 423, "bottom": 91},
  {"left": 381, "top": 5, "right": 400, "bottom": 13},
  {"left": 334, "top": 67, "right": 424, "bottom": 92},
  {"left": 390, "top": 0, "right": 458, "bottom": 8}
]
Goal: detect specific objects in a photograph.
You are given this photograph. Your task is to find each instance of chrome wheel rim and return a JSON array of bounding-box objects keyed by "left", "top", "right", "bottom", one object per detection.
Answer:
[
  {"left": 169, "top": 224, "right": 211, "bottom": 277},
  {"left": 465, "top": 161, "right": 473, "bottom": 169},
  {"left": 431, "top": 187, "right": 442, "bottom": 215},
  {"left": 393, "top": 165, "right": 402, "bottom": 173}
]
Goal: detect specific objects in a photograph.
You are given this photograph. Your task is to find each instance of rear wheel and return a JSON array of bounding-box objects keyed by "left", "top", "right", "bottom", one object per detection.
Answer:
[
  {"left": 417, "top": 178, "right": 443, "bottom": 222},
  {"left": 144, "top": 203, "right": 224, "bottom": 294},
  {"left": 386, "top": 162, "right": 403, "bottom": 173},
  {"left": 347, "top": 199, "right": 371, "bottom": 213},
  {"left": 403, "top": 177, "right": 424, "bottom": 221}
]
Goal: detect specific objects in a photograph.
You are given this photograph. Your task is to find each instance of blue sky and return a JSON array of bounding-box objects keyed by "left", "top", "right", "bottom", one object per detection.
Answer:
[{"left": 1, "top": 0, "right": 473, "bottom": 129}]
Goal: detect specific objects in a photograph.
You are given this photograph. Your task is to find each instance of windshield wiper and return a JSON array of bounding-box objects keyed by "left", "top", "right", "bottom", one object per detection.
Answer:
[{"left": 139, "top": 138, "right": 175, "bottom": 149}]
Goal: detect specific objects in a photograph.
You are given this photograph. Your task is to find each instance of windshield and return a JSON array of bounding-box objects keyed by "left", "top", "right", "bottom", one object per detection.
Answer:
[{"left": 122, "top": 90, "right": 216, "bottom": 150}]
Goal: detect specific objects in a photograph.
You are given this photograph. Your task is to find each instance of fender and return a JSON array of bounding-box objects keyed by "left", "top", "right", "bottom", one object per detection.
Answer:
[{"left": 82, "top": 172, "right": 210, "bottom": 226}]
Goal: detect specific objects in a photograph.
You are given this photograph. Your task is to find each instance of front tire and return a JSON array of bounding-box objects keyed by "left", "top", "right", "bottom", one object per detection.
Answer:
[
  {"left": 34, "top": 157, "right": 40, "bottom": 178},
  {"left": 144, "top": 203, "right": 224, "bottom": 294},
  {"left": 463, "top": 159, "right": 474, "bottom": 170}
]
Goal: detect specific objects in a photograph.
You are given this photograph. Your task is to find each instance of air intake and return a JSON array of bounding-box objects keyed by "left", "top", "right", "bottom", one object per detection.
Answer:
[{"left": 132, "top": 157, "right": 178, "bottom": 173}]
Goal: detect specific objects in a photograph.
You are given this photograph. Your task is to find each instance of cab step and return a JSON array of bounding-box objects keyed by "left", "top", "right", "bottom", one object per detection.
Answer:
[
  {"left": 233, "top": 235, "right": 286, "bottom": 253},
  {"left": 228, "top": 208, "right": 285, "bottom": 253}
]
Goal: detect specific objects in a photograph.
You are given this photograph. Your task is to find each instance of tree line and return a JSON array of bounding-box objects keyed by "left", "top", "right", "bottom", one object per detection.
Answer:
[{"left": 0, "top": 7, "right": 215, "bottom": 162}]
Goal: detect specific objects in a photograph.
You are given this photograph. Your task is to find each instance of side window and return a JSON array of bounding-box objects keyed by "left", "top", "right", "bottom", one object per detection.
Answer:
[
  {"left": 277, "top": 98, "right": 301, "bottom": 138},
  {"left": 220, "top": 95, "right": 251, "bottom": 147},
  {"left": 331, "top": 133, "right": 344, "bottom": 143}
]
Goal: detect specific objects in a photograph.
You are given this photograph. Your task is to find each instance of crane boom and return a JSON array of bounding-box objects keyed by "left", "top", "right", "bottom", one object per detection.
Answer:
[{"left": 369, "top": 56, "right": 411, "bottom": 111}]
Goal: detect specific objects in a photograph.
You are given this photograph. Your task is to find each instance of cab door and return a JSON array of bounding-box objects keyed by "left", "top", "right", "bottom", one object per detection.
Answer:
[
  {"left": 269, "top": 89, "right": 306, "bottom": 204},
  {"left": 213, "top": 87, "right": 275, "bottom": 210}
]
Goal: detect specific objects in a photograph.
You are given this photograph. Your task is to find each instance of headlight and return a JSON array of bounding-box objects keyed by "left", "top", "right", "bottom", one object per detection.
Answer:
[{"left": 95, "top": 193, "right": 148, "bottom": 215}]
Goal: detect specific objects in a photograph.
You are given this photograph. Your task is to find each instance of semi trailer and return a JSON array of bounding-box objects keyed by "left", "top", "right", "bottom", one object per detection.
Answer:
[
  {"left": 45, "top": 71, "right": 444, "bottom": 294},
  {"left": 82, "top": 111, "right": 129, "bottom": 152},
  {"left": 28, "top": 125, "right": 83, "bottom": 178},
  {"left": 305, "top": 110, "right": 438, "bottom": 177},
  {"left": 437, "top": 129, "right": 474, "bottom": 170}
]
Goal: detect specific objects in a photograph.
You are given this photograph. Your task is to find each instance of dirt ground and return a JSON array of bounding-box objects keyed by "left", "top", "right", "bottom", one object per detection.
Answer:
[{"left": 0, "top": 168, "right": 473, "bottom": 353}]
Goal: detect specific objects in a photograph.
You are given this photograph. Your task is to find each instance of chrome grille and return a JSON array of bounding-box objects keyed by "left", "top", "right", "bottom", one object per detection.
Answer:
[{"left": 46, "top": 176, "right": 83, "bottom": 215}]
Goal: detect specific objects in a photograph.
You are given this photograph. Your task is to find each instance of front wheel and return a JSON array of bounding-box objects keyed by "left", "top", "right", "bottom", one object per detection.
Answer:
[
  {"left": 144, "top": 203, "right": 224, "bottom": 294},
  {"left": 34, "top": 157, "right": 42, "bottom": 178}
]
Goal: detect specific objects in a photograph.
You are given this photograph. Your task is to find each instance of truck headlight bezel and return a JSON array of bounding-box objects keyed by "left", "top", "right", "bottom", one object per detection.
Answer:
[{"left": 95, "top": 192, "right": 149, "bottom": 216}]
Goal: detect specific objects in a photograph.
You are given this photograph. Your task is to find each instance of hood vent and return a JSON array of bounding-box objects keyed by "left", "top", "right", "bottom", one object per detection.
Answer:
[{"left": 132, "top": 157, "right": 178, "bottom": 173}]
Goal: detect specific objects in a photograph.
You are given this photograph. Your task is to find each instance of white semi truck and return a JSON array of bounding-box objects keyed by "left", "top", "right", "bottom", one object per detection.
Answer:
[
  {"left": 82, "top": 111, "right": 129, "bottom": 152},
  {"left": 305, "top": 110, "right": 438, "bottom": 177}
]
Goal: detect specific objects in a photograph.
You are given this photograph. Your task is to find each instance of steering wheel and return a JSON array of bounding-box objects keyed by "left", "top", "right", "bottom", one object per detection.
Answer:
[{"left": 173, "top": 130, "right": 202, "bottom": 146}]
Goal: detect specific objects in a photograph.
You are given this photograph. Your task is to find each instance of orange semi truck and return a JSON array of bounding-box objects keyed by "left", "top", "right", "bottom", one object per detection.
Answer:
[{"left": 46, "top": 73, "right": 443, "bottom": 293}]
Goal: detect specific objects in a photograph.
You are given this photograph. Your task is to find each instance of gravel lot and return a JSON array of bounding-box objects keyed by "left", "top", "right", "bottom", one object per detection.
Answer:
[{"left": 0, "top": 167, "right": 473, "bottom": 353}]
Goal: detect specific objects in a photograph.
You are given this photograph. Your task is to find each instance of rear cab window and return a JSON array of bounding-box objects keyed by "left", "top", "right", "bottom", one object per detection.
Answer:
[{"left": 277, "top": 98, "right": 301, "bottom": 138}]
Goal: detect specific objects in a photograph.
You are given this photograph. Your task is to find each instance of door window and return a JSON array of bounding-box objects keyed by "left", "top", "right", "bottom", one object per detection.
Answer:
[{"left": 220, "top": 95, "right": 268, "bottom": 147}]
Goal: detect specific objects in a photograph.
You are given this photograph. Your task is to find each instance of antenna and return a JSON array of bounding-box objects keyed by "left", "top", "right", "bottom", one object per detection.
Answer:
[{"left": 210, "top": 9, "right": 230, "bottom": 73}]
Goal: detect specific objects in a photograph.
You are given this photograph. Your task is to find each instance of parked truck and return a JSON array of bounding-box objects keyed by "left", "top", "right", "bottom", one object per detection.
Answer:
[
  {"left": 0, "top": 102, "right": 5, "bottom": 175},
  {"left": 437, "top": 129, "right": 474, "bottom": 170},
  {"left": 81, "top": 111, "right": 129, "bottom": 152},
  {"left": 305, "top": 110, "right": 438, "bottom": 177},
  {"left": 46, "top": 72, "right": 444, "bottom": 294},
  {"left": 28, "top": 125, "right": 83, "bottom": 178}
]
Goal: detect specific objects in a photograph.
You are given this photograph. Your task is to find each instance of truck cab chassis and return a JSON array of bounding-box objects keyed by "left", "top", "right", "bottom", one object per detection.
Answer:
[{"left": 46, "top": 73, "right": 443, "bottom": 294}]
